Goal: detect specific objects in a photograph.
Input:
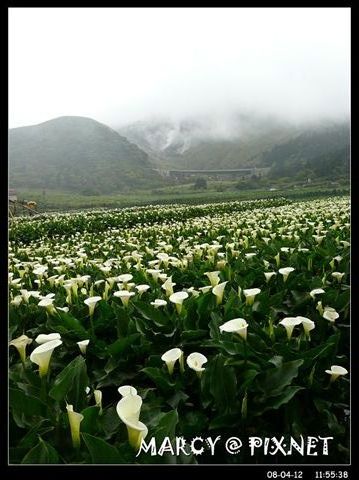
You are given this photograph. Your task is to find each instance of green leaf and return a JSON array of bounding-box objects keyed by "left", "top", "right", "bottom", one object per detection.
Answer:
[
  {"left": 209, "top": 413, "right": 241, "bottom": 430},
  {"left": 167, "top": 390, "right": 189, "bottom": 409},
  {"left": 208, "top": 354, "right": 237, "bottom": 413},
  {"left": 181, "top": 411, "right": 208, "bottom": 437},
  {"left": 48, "top": 311, "right": 88, "bottom": 337},
  {"left": 135, "top": 301, "right": 169, "bottom": 326},
  {"left": 18, "top": 420, "right": 54, "bottom": 448},
  {"left": 141, "top": 367, "right": 176, "bottom": 392},
  {"left": 256, "top": 359, "right": 304, "bottom": 397},
  {"left": 254, "top": 386, "right": 305, "bottom": 415},
  {"left": 80, "top": 406, "right": 100, "bottom": 434},
  {"left": 107, "top": 333, "right": 141, "bottom": 358},
  {"left": 152, "top": 410, "right": 179, "bottom": 442},
  {"left": 100, "top": 406, "right": 121, "bottom": 439},
  {"left": 49, "top": 355, "right": 88, "bottom": 409},
  {"left": 82, "top": 432, "right": 121, "bottom": 464},
  {"left": 9, "top": 388, "right": 47, "bottom": 418},
  {"left": 21, "top": 437, "right": 59, "bottom": 464},
  {"left": 180, "top": 329, "right": 208, "bottom": 342}
]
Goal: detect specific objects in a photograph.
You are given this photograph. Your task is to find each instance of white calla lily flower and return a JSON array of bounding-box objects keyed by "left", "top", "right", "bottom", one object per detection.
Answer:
[
  {"left": 204, "top": 271, "right": 221, "bottom": 287},
  {"left": 116, "top": 394, "right": 148, "bottom": 450},
  {"left": 169, "top": 291, "right": 188, "bottom": 314},
  {"left": 279, "top": 317, "right": 302, "bottom": 339},
  {"left": 84, "top": 296, "right": 102, "bottom": 316},
  {"left": 186, "top": 352, "right": 207, "bottom": 377},
  {"left": 309, "top": 288, "right": 325, "bottom": 299},
  {"left": 56, "top": 306, "right": 69, "bottom": 313},
  {"left": 114, "top": 290, "right": 135, "bottom": 307},
  {"left": 296, "top": 316, "right": 315, "bottom": 338},
  {"left": 161, "top": 276, "right": 176, "bottom": 297},
  {"left": 38, "top": 297, "right": 56, "bottom": 315},
  {"left": 77, "top": 339, "right": 90, "bottom": 354},
  {"left": 278, "top": 267, "right": 295, "bottom": 282},
  {"left": 199, "top": 285, "right": 212, "bottom": 294},
  {"left": 323, "top": 307, "right": 339, "bottom": 323},
  {"left": 66, "top": 404, "right": 84, "bottom": 448},
  {"left": 331, "top": 272, "right": 345, "bottom": 283},
  {"left": 35, "top": 333, "right": 61, "bottom": 344},
  {"left": 9, "top": 334, "right": 33, "bottom": 364},
  {"left": 135, "top": 284, "right": 150, "bottom": 296},
  {"left": 161, "top": 348, "right": 184, "bottom": 374},
  {"left": 264, "top": 272, "right": 277, "bottom": 283},
  {"left": 220, "top": 318, "right": 248, "bottom": 340},
  {"left": 118, "top": 385, "right": 138, "bottom": 397},
  {"left": 243, "top": 288, "right": 261, "bottom": 306},
  {"left": 150, "top": 299, "right": 167, "bottom": 308},
  {"left": 30, "top": 339, "right": 62, "bottom": 377},
  {"left": 212, "top": 281, "right": 228, "bottom": 305},
  {"left": 118, "top": 274, "right": 133, "bottom": 285},
  {"left": 325, "top": 365, "right": 348, "bottom": 382}
]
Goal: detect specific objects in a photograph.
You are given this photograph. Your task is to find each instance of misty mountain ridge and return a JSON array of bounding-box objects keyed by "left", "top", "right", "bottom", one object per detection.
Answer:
[
  {"left": 8, "top": 114, "right": 349, "bottom": 196},
  {"left": 118, "top": 114, "right": 349, "bottom": 172},
  {"left": 9, "top": 116, "right": 162, "bottom": 194}
]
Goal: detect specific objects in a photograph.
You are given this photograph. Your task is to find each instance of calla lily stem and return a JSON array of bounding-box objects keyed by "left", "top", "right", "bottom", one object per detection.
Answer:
[{"left": 40, "top": 375, "right": 47, "bottom": 403}]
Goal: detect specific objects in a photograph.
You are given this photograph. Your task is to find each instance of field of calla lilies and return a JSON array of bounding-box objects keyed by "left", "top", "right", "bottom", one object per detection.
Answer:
[{"left": 9, "top": 196, "right": 350, "bottom": 464}]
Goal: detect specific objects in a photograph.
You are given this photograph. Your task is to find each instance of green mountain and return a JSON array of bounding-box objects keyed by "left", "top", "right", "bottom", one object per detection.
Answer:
[
  {"left": 262, "top": 123, "right": 350, "bottom": 179},
  {"left": 9, "top": 116, "right": 162, "bottom": 194}
]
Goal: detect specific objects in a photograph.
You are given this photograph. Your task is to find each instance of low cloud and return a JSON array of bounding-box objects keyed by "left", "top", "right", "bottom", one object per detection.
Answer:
[{"left": 9, "top": 7, "right": 350, "bottom": 129}]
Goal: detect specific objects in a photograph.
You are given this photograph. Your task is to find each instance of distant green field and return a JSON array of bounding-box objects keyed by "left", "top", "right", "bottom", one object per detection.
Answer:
[{"left": 14, "top": 180, "right": 349, "bottom": 213}]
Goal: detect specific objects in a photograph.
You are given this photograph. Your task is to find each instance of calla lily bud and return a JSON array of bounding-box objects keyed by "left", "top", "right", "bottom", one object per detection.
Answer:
[
  {"left": 274, "top": 253, "right": 280, "bottom": 267},
  {"left": 30, "top": 339, "right": 62, "bottom": 377},
  {"left": 66, "top": 404, "right": 84, "bottom": 448},
  {"left": 316, "top": 301, "right": 324, "bottom": 316},
  {"left": 94, "top": 389, "right": 103, "bottom": 414},
  {"left": 9, "top": 334, "right": 32, "bottom": 364}
]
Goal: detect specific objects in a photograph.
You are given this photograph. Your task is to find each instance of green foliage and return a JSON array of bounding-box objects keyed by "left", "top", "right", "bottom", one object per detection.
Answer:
[
  {"left": 194, "top": 177, "right": 207, "bottom": 189},
  {"left": 9, "top": 196, "right": 350, "bottom": 464}
]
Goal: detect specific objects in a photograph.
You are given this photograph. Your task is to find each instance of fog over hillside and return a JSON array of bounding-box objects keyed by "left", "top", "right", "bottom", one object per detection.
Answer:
[{"left": 9, "top": 8, "right": 350, "bottom": 130}]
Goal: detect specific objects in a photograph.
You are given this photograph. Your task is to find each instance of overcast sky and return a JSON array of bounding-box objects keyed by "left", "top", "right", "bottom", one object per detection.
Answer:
[{"left": 9, "top": 7, "right": 350, "bottom": 129}]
